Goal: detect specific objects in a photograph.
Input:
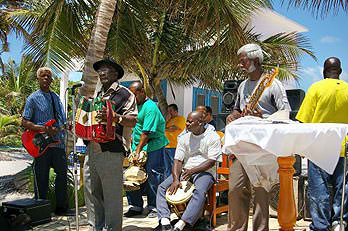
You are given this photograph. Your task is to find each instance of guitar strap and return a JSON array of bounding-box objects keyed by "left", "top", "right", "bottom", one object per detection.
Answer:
[{"left": 49, "top": 92, "right": 58, "bottom": 122}]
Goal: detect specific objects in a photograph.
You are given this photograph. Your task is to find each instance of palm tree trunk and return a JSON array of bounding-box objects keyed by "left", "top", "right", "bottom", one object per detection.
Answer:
[
  {"left": 151, "top": 78, "right": 168, "bottom": 115},
  {"left": 0, "top": 56, "right": 5, "bottom": 74},
  {"left": 80, "top": 0, "right": 117, "bottom": 97},
  {"left": 67, "top": 0, "right": 117, "bottom": 153},
  {"left": 148, "top": 9, "right": 168, "bottom": 115}
]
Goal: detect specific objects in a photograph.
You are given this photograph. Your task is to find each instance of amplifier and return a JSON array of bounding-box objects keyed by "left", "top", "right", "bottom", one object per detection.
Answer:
[{"left": 2, "top": 198, "right": 51, "bottom": 226}]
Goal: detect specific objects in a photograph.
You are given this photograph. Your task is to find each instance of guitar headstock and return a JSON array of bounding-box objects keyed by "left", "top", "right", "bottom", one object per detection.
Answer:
[{"left": 265, "top": 68, "right": 279, "bottom": 87}]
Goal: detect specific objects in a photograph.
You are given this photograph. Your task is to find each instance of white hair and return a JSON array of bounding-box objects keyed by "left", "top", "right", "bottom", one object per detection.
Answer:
[
  {"left": 237, "top": 43, "right": 264, "bottom": 64},
  {"left": 36, "top": 67, "right": 52, "bottom": 78}
]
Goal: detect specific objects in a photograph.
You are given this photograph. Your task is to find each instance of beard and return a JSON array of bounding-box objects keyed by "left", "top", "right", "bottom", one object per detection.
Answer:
[{"left": 246, "top": 61, "right": 256, "bottom": 73}]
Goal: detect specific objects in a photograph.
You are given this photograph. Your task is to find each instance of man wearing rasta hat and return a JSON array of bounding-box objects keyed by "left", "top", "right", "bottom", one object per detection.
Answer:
[{"left": 83, "top": 58, "right": 138, "bottom": 231}]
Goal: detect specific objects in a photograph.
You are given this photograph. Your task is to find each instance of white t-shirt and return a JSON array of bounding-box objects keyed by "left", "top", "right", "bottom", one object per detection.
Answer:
[
  {"left": 174, "top": 129, "right": 221, "bottom": 177},
  {"left": 234, "top": 77, "right": 291, "bottom": 118}
]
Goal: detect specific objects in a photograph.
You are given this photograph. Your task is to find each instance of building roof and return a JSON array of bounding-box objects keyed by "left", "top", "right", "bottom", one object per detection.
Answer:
[{"left": 248, "top": 8, "right": 308, "bottom": 40}]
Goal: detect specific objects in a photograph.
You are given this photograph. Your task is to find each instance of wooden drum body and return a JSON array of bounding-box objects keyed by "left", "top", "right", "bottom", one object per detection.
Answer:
[{"left": 165, "top": 181, "right": 195, "bottom": 217}]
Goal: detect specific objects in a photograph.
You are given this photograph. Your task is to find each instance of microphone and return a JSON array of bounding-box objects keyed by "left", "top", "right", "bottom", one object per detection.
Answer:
[{"left": 69, "top": 81, "right": 85, "bottom": 90}]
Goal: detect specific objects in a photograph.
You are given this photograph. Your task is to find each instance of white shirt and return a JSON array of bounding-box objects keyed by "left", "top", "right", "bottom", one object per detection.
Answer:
[{"left": 174, "top": 129, "right": 221, "bottom": 177}]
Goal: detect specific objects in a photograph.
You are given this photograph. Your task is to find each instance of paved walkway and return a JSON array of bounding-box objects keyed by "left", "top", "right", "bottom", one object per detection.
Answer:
[{"left": 31, "top": 197, "right": 310, "bottom": 231}]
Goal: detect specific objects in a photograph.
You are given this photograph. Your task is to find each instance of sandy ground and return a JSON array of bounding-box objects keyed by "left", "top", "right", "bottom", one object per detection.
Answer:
[{"left": 0, "top": 148, "right": 311, "bottom": 230}]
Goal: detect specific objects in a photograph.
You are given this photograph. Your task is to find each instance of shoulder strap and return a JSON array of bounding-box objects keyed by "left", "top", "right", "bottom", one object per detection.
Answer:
[{"left": 49, "top": 92, "right": 58, "bottom": 121}]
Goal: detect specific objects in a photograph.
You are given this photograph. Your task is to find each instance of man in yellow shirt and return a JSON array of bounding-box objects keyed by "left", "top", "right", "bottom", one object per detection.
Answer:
[
  {"left": 296, "top": 57, "right": 348, "bottom": 231},
  {"left": 164, "top": 104, "right": 186, "bottom": 178}
]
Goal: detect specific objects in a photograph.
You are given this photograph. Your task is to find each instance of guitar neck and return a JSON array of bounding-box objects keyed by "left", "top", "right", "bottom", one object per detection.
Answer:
[
  {"left": 249, "top": 78, "right": 268, "bottom": 111},
  {"left": 246, "top": 68, "right": 278, "bottom": 112}
]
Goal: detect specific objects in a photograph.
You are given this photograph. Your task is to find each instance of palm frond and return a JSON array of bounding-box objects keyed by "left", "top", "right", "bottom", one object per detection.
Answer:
[{"left": 282, "top": 0, "right": 348, "bottom": 17}]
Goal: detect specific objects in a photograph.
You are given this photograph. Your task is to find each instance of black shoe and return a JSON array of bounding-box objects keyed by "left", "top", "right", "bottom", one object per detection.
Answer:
[
  {"left": 124, "top": 209, "right": 142, "bottom": 217},
  {"left": 173, "top": 228, "right": 181, "bottom": 231},
  {"left": 162, "top": 224, "right": 173, "bottom": 231}
]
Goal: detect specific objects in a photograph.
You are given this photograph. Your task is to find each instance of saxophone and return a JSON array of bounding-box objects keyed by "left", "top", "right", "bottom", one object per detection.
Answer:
[{"left": 245, "top": 68, "right": 279, "bottom": 112}]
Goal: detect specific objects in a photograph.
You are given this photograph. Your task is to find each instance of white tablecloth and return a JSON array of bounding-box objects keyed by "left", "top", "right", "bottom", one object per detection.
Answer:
[{"left": 222, "top": 117, "right": 348, "bottom": 191}]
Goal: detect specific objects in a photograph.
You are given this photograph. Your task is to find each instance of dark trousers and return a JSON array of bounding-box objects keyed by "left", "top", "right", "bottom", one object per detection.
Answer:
[
  {"left": 33, "top": 147, "right": 68, "bottom": 210},
  {"left": 126, "top": 147, "right": 165, "bottom": 210},
  {"left": 164, "top": 148, "right": 176, "bottom": 178}
]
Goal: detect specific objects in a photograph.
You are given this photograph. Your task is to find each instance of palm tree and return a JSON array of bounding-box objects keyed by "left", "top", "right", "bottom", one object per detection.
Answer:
[
  {"left": 104, "top": 1, "right": 315, "bottom": 113},
  {"left": 0, "top": 0, "right": 29, "bottom": 73},
  {"left": 283, "top": 0, "right": 348, "bottom": 17},
  {"left": 79, "top": 0, "right": 117, "bottom": 97},
  {"left": 7, "top": 0, "right": 316, "bottom": 114},
  {"left": 0, "top": 114, "right": 21, "bottom": 146},
  {"left": 0, "top": 56, "right": 36, "bottom": 114}
]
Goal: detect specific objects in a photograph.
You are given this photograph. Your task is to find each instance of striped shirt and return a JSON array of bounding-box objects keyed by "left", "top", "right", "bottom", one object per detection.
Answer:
[
  {"left": 90, "top": 81, "right": 138, "bottom": 153},
  {"left": 22, "top": 90, "right": 66, "bottom": 149}
]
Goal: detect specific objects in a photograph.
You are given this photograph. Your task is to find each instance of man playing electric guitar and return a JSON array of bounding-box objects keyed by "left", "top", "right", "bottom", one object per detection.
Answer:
[
  {"left": 226, "top": 44, "right": 291, "bottom": 231},
  {"left": 22, "top": 67, "right": 69, "bottom": 216}
]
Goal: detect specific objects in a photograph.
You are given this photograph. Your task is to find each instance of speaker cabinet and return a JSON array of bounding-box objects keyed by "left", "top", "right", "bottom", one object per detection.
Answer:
[
  {"left": 286, "top": 89, "right": 305, "bottom": 121},
  {"left": 222, "top": 80, "right": 244, "bottom": 112},
  {"left": 269, "top": 176, "right": 305, "bottom": 220}
]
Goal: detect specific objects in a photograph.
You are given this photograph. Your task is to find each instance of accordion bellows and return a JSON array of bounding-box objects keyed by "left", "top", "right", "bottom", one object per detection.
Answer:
[{"left": 75, "top": 97, "right": 116, "bottom": 143}]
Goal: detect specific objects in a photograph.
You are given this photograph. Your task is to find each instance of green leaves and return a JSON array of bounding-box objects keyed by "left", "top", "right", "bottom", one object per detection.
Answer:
[{"left": 282, "top": 0, "right": 348, "bottom": 18}]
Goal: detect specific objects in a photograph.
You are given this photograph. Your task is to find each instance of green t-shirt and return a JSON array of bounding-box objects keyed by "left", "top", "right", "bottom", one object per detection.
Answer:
[
  {"left": 296, "top": 78, "right": 348, "bottom": 157},
  {"left": 132, "top": 99, "right": 169, "bottom": 152}
]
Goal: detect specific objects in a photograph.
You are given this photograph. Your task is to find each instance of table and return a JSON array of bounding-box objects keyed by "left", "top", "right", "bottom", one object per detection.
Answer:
[{"left": 223, "top": 121, "right": 348, "bottom": 231}]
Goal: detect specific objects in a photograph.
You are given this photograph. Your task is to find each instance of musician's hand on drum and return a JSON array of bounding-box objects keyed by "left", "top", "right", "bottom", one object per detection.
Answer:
[
  {"left": 168, "top": 180, "right": 181, "bottom": 195},
  {"left": 182, "top": 168, "right": 193, "bottom": 181}
]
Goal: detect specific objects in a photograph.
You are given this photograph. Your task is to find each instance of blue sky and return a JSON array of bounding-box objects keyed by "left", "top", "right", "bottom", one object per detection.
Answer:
[
  {"left": 2, "top": 3, "right": 347, "bottom": 91},
  {"left": 273, "top": 2, "right": 348, "bottom": 91}
]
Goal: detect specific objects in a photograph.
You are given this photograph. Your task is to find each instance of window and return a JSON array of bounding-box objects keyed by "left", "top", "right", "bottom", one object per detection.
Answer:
[
  {"left": 196, "top": 94, "right": 205, "bottom": 107},
  {"left": 210, "top": 95, "right": 219, "bottom": 115}
]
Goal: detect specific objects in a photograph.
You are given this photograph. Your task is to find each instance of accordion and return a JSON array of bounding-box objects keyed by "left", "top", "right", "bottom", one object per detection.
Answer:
[{"left": 75, "top": 97, "right": 116, "bottom": 143}]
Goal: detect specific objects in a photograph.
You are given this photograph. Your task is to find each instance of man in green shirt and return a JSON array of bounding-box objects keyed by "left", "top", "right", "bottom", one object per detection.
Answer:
[{"left": 125, "top": 81, "right": 169, "bottom": 218}]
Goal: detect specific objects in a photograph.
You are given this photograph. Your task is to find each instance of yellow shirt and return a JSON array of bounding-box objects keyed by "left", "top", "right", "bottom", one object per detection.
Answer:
[
  {"left": 296, "top": 78, "right": 348, "bottom": 157},
  {"left": 165, "top": 116, "right": 186, "bottom": 148}
]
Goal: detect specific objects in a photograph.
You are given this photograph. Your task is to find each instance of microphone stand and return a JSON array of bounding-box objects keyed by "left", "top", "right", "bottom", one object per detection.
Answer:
[{"left": 71, "top": 86, "right": 80, "bottom": 231}]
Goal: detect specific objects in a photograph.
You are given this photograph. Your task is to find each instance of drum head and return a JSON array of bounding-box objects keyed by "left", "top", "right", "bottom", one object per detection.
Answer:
[
  {"left": 165, "top": 181, "right": 195, "bottom": 204},
  {"left": 124, "top": 166, "right": 147, "bottom": 183}
]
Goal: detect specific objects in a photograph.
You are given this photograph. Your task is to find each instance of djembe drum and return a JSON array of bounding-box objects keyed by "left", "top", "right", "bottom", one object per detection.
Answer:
[
  {"left": 165, "top": 181, "right": 195, "bottom": 217},
  {"left": 75, "top": 97, "right": 116, "bottom": 143},
  {"left": 123, "top": 150, "right": 148, "bottom": 191}
]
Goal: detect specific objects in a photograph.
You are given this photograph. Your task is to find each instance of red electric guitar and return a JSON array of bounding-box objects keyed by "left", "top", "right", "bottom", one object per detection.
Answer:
[{"left": 21, "top": 119, "right": 65, "bottom": 158}]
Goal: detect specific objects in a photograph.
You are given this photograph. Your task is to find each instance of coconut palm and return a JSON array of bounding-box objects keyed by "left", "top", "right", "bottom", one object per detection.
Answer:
[
  {"left": 0, "top": 114, "right": 21, "bottom": 146},
  {"left": 7, "top": 0, "right": 316, "bottom": 113},
  {"left": 283, "top": 0, "right": 348, "bottom": 17},
  {"left": 5, "top": 0, "right": 98, "bottom": 74},
  {"left": 79, "top": 0, "right": 117, "bottom": 97},
  {"left": 0, "top": 0, "right": 29, "bottom": 73},
  {"left": 0, "top": 56, "right": 36, "bottom": 114},
  {"left": 104, "top": 0, "right": 315, "bottom": 113}
]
